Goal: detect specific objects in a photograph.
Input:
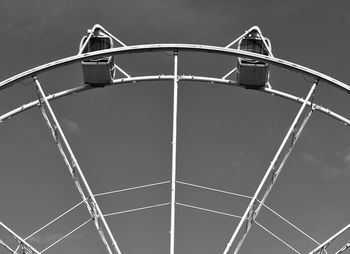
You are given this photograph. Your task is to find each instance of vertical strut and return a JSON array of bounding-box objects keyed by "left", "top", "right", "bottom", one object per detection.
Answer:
[
  {"left": 170, "top": 51, "right": 179, "bottom": 254},
  {"left": 34, "top": 77, "right": 122, "bottom": 254},
  {"left": 223, "top": 81, "right": 318, "bottom": 254},
  {"left": 0, "top": 221, "right": 41, "bottom": 254}
]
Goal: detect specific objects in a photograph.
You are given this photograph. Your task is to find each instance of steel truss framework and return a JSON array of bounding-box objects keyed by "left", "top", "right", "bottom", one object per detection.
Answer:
[{"left": 0, "top": 24, "right": 349, "bottom": 254}]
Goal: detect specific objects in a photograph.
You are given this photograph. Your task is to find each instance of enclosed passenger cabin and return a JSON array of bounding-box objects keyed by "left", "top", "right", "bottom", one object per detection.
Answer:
[
  {"left": 80, "top": 29, "right": 115, "bottom": 86},
  {"left": 237, "top": 31, "right": 271, "bottom": 88}
]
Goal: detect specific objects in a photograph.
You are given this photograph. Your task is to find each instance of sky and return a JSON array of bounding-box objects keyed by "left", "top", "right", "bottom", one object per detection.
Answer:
[{"left": 0, "top": 0, "right": 350, "bottom": 254}]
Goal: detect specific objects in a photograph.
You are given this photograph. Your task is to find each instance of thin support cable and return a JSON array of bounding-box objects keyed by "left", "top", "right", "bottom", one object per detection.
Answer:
[
  {"left": 176, "top": 202, "right": 302, "bottom": 254},
  {"left": 170, "top": 51, "right": 179, "bottom": 254},
  {"left": 34, "top": 77, "right": 121, "bottom": 254},
  {"left": 104, "top": 203, "right": 171, "bottom": 217},
  {"left": 255, "top": 221, "right": 302, "bottom": 254},
  {"left": 22, "top": 199, "right": 87, "bottom": 242},
  {"left": 176, "top": 181, "right": 252, "bottom": 199},
  {"left": 94, "top": 180, "right": 170, "bottom": 197},
  {"left": 177, "top": 180, "right": 320, "bottom": 245},
  {"left": 223, "top": 81, "right": 318, "bottom": 254},
  {"left": 40, "top": 219, "right": 91, "bottom": 253},
  {"left": 260, "top": 202, "right": 320, "bottom": 245},
  {"left": 176, "top": 202, "right": 242, "bottom": 220}
]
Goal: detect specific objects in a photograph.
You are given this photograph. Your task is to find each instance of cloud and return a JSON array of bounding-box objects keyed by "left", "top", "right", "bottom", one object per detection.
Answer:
[
  {"left": 229, "top": 152, "right": 247, "bottom": 173},
  {"left": 320, "top": 167, "right": 344, "bottom": 179},
  {"left": 61, "top": 118, "right": 80, "bottom": 134},
  {"left": 301, "top": 153, "right": 320, "bottom": 166},
  {"left": 323, "top": 149, "right": 350, "bottom": 179},
  {"left": 302, "top": 150, "right": 350, "bottom": 179}
]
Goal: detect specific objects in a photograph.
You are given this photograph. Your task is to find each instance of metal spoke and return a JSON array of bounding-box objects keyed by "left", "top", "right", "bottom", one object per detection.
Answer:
[
  {"left": 223, "top": 80, "right": 318, "bottom": 254},
  {"left": 34, "top": 77, "right": 122, "bottom": 254},
  {"left": 170, "top": 51, "right": 179, "bottom": 254}
]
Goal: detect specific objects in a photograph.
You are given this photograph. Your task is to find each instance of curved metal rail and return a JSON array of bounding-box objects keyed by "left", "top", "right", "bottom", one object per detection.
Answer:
[
  {"left": 1, "top": 44, "right": 350, "bottom": 93},
  {"left": 1, "top": 75, "right": 349, "bottom": 126}
]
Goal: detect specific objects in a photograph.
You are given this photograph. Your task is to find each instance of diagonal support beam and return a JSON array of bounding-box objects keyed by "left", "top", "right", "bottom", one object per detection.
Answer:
[
  {"left": 34, "top": 77, "right": 122, "bottom": 254},
  {"left": 309, "top": 224, "right": 350, "bottom": 254},
  {"left": 96, "top": 24, "right": 127, "bottom": 48},
  {"left": 225, "top": 26, "right": 260, "bottom": 49},
  {"left": 78, "top": 24, "right": 126, "bottom": 55},
  {"left": 0, "top": 221, "right": 41, "bottom": 254},
  {"left": 223, "top": 80, "right": 318, "bottom": 254}
]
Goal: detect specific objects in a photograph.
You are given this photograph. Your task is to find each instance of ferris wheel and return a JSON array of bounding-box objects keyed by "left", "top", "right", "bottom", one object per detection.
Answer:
[{"left": 0, "top": 24, "right": 349, "bottom": 254}]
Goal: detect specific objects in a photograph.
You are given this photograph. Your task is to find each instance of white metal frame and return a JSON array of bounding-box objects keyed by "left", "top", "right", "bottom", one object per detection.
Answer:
[
  {"left": 1, "top": 25, "right": 349, "bottom": 254},
  {"left": 170, "top": 51, "right": 179, "bottom": 254}
]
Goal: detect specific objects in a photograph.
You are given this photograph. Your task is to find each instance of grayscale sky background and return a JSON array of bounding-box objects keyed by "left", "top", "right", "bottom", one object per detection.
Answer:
[{"left": 0, "top": 0, "right": 350, "bottom": 254}]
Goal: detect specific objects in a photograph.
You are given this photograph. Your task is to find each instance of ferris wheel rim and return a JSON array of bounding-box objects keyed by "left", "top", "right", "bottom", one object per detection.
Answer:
[
  {"left": 1, "top": 74, "right": 349, "bottom": 127},
  {"left": 0, "top": 43, "right": 349, "bottom": 94}
]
